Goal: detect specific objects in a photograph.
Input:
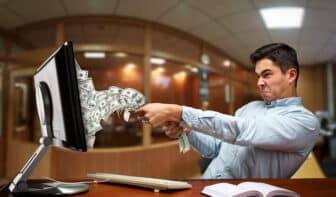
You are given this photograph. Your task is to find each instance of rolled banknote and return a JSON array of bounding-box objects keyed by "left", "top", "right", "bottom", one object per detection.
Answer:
[
  {"left": 179, "top": 132, "right": 190, "bottom": 154},
  {"left": 178, "top": 122, "right": 190, "bottom": 154}
]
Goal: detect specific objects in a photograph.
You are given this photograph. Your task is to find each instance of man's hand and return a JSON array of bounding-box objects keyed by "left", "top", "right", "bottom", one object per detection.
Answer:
[
  {"left": 136, "top": 103, "right": 182, "bottom": 128},
  {"left": 163, "top": 122, "right": 191, "bottom": 139}
]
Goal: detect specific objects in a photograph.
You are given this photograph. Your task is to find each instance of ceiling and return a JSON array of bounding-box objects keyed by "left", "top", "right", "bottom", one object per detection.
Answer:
[{"left": 1, "top": 0, "right": 336, "bottom": 68}]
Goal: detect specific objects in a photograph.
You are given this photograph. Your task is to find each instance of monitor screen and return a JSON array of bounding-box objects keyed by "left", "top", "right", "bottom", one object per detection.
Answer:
[{"left": 34, "top": 41, "right": 87, "bottom": 151}]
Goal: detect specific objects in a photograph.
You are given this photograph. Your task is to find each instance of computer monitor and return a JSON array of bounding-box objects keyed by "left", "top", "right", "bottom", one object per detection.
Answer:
[{"left": 9, "top": 41, "right": 89, "bottom": 195}]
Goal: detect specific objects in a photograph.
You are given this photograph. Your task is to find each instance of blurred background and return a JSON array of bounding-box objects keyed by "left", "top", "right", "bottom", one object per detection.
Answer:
[{"left": 0, "top": 0, "right": 335, "bottom": 183}]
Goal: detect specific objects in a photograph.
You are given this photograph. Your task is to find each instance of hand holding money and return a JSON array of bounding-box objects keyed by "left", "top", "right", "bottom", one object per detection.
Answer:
[
  {"left": 136, "top": 103, "right": 191, "bottom": 153},
  {"left": 162, "top": 122, "right": 191, "bottom": 154},
  {"left": 135, "top": 103, "right": 183, "bottom": 127}
]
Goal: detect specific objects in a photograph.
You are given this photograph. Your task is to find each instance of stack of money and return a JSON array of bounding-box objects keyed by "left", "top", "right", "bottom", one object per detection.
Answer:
[
  {"left": 75, "top": 60, "right": 190, "bottom": 153},
  {"left": 75, "top": 61, "right": 146, "bottom": 148}
]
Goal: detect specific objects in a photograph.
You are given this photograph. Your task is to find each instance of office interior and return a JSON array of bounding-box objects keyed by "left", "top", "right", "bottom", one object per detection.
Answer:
[{"left": 0, "top": 0, "right": 335, "bottom": 185}]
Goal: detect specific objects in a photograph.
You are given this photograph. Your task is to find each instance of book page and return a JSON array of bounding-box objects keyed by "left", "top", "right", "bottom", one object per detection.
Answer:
[
  {"left": 202, "top": 182, "right": 260, "bottom": 197},
  {"left": 238, "top": 182, "right": 300, "bottom": 197}
]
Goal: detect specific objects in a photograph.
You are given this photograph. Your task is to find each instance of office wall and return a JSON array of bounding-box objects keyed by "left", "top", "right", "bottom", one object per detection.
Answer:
[
  {"left": 298, "top": 65, "right": 326, "bottom": 112},
  {"left": 0, "top": 136, "right": 4, "bottom": 177},
  {"left": 0, "top": 62, "right": 7, "bottom": 177},
  {"left": 334, "top": 65, "right": 336, "bottom": 117}
]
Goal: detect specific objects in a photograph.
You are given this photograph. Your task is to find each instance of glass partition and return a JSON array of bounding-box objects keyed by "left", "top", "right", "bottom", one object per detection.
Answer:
[
  {"left": 9, "top": 68, "right": 39, "bottom": 143},
  {"left": 150, "top": 60, "right": 199, "bottom": 143}
]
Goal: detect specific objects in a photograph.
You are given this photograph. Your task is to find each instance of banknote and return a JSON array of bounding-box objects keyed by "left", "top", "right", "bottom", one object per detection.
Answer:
[
  {"left": 178, "top": 122, "right": 191, "bottom": 153},
  {"left": 179, "top": 132, "right": 190, "bottom": 154},
  {"left": 120, "top": 88, "right": 146, "bottom": 121},
  {"left": 77, "top": 70, "right": 88, "bottom": 80}
]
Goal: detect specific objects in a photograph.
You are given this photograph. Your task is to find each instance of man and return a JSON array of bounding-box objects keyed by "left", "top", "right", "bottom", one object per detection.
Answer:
[{"left": 136, "top": 43, "right": 319, "bottom": 178}]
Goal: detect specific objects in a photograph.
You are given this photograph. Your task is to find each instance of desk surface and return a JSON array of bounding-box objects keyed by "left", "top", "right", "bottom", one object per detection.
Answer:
[{"left": 1, "top": 178, "right": 336, "bottom": 197}]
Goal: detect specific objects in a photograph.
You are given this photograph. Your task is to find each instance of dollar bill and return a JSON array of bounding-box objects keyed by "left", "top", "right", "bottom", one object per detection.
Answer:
[
  {"left": 179, "top": 132, "right": 190, "bottom": 154},
  {"left": 119, "top": 88, "right": 146, "bottom": 122},
  {"left": 178, "top": 122, "right": 191, "bottom": 153},
  {"left": 77, "top": 70, "right": 88, "bottom": 80},
  {"left": 78, "top": 78, "right": 95, "bottom": 92}
]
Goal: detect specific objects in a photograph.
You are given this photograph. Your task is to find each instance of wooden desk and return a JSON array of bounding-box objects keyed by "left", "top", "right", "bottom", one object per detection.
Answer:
[{"left": 1, "top": 179, "right": 336, "bottom": 196}]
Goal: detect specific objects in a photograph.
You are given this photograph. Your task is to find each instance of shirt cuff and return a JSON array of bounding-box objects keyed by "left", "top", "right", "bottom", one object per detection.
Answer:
[{"left": 181, "top": 106, "right": 202, "bottom": 128}]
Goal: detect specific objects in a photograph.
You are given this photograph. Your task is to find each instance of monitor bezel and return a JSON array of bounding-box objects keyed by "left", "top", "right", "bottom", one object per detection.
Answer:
[{"left": 35, "top": 41, "right": 87, "bottom": 151}]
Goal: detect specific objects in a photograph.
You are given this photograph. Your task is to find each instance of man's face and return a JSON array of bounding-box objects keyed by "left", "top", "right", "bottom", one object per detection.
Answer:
[{"left": 255, "top": 58, "right": 292, "bottom": 104}]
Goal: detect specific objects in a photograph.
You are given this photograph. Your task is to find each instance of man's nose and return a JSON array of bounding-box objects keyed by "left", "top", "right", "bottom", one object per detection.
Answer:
[{"left": 257, "top": 78, "right": 265, "bottom": 87}]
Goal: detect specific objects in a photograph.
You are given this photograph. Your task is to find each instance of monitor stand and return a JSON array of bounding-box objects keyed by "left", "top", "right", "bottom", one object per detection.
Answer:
[
  {"left": 9, "top": 137, "right": 89, "bottom": 196},
  {"left": 8, "top": 82, "right": 89, "bottom": 195}
]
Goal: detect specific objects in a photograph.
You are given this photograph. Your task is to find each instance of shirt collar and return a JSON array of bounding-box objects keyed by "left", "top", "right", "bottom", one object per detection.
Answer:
[{"left": 265, "top": 97, "right": 302, "bottom": 108}]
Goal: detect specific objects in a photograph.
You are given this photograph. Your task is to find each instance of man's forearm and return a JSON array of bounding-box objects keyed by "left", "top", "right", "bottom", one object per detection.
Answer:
[{"left": 167, "top": 104, "right": 183, "bottom": 122}]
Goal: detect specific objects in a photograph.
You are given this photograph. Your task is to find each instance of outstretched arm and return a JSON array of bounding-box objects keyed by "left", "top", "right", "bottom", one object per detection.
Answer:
[{"left": 182, "top": 106, "right": 319, "bottom": 152}]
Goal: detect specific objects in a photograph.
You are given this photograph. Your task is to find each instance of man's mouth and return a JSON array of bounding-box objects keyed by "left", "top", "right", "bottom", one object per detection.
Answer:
[
  {"left": 260, "top": 90, "right": 268, "bottom": 94},
  {"left": 260, "top": 90, "right": 271, "bottom": 99}
]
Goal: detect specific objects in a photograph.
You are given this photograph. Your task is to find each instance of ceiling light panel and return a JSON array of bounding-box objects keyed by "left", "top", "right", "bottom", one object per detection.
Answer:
[{"left": 260, "top": 7, "right": 304, "bottom": 29}]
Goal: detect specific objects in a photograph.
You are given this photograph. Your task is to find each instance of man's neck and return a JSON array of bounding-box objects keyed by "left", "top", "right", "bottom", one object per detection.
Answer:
[
  {"left": 281, "top": 87, "right": 297, "bottom": 100},
  {"left": 265, "top": 89, "right": 297, "bottom": 104}
]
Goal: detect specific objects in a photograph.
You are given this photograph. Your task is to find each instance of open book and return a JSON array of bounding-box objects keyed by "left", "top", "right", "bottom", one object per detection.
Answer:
[{"left": 201, "top": 181, "right": 300, "bottom": 197}]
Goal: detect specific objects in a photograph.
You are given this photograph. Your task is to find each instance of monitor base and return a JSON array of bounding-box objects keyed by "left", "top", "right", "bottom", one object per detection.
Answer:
[{"left": 13, "top": 181, "right": 89, "bottom": 196}]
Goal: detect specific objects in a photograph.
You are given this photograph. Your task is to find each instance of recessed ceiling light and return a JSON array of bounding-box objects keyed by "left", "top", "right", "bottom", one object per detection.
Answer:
[
  {"left": 190, "top": 67, "right": 199, "bottom": 73},
  {"left": 84, "top": 52, "right": 106, "bottom": 59},
  {"left": 174, "top": 71, "right": 187, "bottom": 78},
  {"left": 125, "top": 63, "right": 136, "bottom": 69},
  {"left": 150, "top": 57, "right": 166, "bottom": 65},
  {"left": 185, "top": 65, "right": 199, "bottom": 73},
  {"left": 153, "top": 67, "right": 165, "bottom": 73},
  {"left": 260, "top": 7, "right": 304, "bottom": 29},
  {"left": 223, "top": 60, "right": 231, "bottom": 67},
  {"left": 114, "top": 52, "right": 127, "bottom": 58}
]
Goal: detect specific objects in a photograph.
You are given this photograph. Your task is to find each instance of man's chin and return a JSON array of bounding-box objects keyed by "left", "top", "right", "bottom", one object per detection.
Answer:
[
  {"left": 262, "top": 96, "right": 273, "bottom": 104},
  {"left": 263, "top": 100, "right": 271, "bottom": 104}
]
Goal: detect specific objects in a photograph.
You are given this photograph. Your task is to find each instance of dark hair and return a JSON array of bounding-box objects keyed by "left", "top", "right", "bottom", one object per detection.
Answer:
[{"left": 250, "top": 43, "right": 300, "bottom": 86}]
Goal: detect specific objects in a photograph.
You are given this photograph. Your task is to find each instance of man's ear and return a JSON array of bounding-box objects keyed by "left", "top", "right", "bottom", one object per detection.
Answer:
[{"left": 287, "top": 68, "right": 297, "bottom": 84}]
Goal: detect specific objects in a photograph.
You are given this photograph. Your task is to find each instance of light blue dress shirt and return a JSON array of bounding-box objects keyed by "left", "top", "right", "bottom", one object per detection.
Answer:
[{"left": 182, "top": 97, "right": 319, "bottom": 179}]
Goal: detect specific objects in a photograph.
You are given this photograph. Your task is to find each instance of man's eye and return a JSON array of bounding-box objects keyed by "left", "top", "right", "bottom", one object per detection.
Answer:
[{"left": 263, "top": 73, "right": 271, "bottom": 78}]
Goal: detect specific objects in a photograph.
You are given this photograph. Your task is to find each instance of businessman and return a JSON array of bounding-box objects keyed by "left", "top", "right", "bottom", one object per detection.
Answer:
[{"left": 136, "top": 43, "right": 319, "bottom": 179}]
